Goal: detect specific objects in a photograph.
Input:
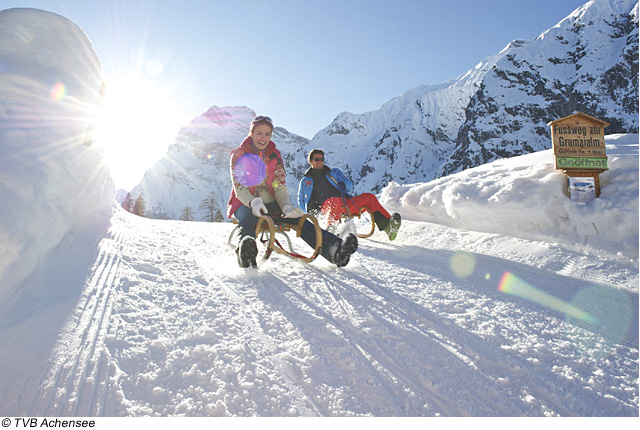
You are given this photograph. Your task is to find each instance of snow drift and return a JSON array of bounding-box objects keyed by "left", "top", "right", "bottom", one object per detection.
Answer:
[
  {"left": 381, "top": 134, "right": 639, "bottom": 259},
  {"left": 0, "top": 8, "right": 115, "bottom": 308}
]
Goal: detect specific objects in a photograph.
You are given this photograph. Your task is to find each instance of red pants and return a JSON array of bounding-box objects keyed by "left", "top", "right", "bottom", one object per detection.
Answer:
[{"left": 321, "top": 193, "right": 390, "bottom": 229}]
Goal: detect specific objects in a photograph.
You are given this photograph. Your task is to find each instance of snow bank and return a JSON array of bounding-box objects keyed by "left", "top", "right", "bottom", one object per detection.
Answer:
[
  {"left": 380, "top": 134, "right": 639, "bottom": 259},
  {"left": 0, "top": 8, "right": 115, "bottom": 306}
]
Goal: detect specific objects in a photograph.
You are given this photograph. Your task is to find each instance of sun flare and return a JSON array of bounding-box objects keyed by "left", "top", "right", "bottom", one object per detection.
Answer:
[{"left": 95, "top": 77, "right": 183, "bottom": 188}]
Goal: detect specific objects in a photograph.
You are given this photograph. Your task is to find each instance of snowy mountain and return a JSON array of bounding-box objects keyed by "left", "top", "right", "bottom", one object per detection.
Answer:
[
  {"left": 131, "top": 106, "right": 309, "bottom": 220},
  {"left": 438, "top": 0, "right": 639, "bottom": 177},
  {"left": 313, "top": 0, "right": 639, "bottom": 192},
  {"left": 132, "top": 0, "right": 638, "bottom": 217}
]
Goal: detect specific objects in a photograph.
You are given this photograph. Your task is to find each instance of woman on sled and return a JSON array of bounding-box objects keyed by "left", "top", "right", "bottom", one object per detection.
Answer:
[{"left": 227, "top": 116, "right": 358, "bottom": 268}]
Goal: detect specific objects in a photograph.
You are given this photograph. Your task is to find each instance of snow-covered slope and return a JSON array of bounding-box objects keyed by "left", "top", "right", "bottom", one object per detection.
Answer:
[
  {"left": 0, "top": 126, "right": 637, "bottom": 415},
  {"left": 10, "top": 200, "right": 634, "bottom": 417}
]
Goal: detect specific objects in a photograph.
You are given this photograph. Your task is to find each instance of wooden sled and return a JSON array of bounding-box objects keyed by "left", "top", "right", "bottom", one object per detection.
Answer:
[
  {"left": 343, "top": 205, "right": 375, "bottom": 239},
  {"left": 228, "top": 214, "right": 323, "bottom": 263}
]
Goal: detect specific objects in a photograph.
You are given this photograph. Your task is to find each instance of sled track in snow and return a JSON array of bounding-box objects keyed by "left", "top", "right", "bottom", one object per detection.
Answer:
[
  {"left": 249, "top": 239, "right": 635, "bottom": 416},
  {"left": 193, "top": 231, "right": 478, "bottom": 416},
  {"left": 29, "top": 225, "right": 126, "bottom": 416},
  {"left": 266, "top": 267, "right": 457, "bottom": 415},
  {"left": 267, "top": 261, "right": 496, "bottom": 415},
  {"left": 191, "top": 247, "right": 324, "bottom": 416}
]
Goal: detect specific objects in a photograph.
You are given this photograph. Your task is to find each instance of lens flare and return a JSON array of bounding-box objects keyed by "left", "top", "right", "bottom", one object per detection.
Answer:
[
  {"left": 499, "top": 272, "right": 638, "bottom": 357},
  {"left": 568, "top": 285, "right": 634, "bottom": 347},
  {"left": 233, "top": 153, "right": 266, "bottom": 187},
  {"left": 145, "top": 58, "right": 163, "bottom": 77},
  {"left": 450, "top": 252, "right": 476, "bottom": 278},
  {"left": 498, "top": 272, "right": 599, "bottom": 325},
  {"left": 50, "top": 82, "right": 65, "bottom": 100}
]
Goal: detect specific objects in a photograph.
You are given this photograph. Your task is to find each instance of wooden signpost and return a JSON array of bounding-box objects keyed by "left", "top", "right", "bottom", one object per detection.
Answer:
[{"left": 547, "top": 112, "right": 610, "bottom": 203}]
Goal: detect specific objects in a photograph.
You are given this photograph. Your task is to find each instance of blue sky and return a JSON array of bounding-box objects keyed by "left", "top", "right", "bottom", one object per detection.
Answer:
[{"left": 2, "top": 0, "right": 588, "bottom": 188}]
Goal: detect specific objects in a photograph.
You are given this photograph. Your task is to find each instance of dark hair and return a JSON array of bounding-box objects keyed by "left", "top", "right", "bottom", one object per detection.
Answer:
[{"left": 308, "top": 149, "right": 324, "bottom": 162}]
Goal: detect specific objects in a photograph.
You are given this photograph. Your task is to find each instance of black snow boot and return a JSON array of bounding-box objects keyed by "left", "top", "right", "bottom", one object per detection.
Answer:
[
  {"left": 329, "top": 233, "right": 358, "bottom": 267},
  {"left": 236, "top": 236, "right": 258, "bottom": 268}
]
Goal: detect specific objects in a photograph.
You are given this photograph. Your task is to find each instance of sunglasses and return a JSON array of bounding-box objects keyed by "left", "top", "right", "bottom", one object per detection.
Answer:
[
  {"left": 253, "top": 115, "right": 273, "bottom": 125},
  {"left": 313, "top": 157, "right": 324, "bottom": 162}
]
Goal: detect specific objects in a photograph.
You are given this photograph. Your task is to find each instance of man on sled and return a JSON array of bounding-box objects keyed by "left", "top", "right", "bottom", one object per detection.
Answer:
[{"left": 298, "top": 149, "right": 402, "bottom": 241}]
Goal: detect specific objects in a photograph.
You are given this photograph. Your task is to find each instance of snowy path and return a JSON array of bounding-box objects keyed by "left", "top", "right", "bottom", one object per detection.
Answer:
[{"left": 8, "top": 209, "right": 638, "bottom": 416}]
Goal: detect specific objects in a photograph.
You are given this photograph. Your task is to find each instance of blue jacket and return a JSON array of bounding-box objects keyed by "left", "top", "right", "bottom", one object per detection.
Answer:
[{"left": 298, "top": 166, "right": 354, "bottom": 212}]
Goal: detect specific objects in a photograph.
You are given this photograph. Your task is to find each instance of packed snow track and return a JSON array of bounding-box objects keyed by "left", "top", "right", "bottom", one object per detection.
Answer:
[{"left": 1, "top": 208, "right": 636, "bottom": 417}]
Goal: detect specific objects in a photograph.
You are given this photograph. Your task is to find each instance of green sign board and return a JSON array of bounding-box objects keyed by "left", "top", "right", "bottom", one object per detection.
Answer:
[{"left": 556, "top": 157, "right": 608, "bottom": 170}]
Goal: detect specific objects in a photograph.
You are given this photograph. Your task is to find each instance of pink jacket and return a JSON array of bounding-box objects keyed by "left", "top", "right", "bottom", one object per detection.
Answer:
[{"left": 227, "top": 136, "right": 286, "bottom": 218}]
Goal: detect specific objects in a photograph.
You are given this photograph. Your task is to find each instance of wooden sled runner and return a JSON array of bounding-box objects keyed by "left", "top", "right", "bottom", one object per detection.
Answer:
[
  {"left": 343, "top": 205, "right": 375, "bottom": 239},
  {"left": 228, "top": 214, "right": 323, "bottom": 263}
]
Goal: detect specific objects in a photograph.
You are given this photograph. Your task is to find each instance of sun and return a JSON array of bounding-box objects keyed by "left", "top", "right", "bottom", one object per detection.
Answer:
[{"left": 95, "top": 77, "right": 184, "bottom": 190}]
